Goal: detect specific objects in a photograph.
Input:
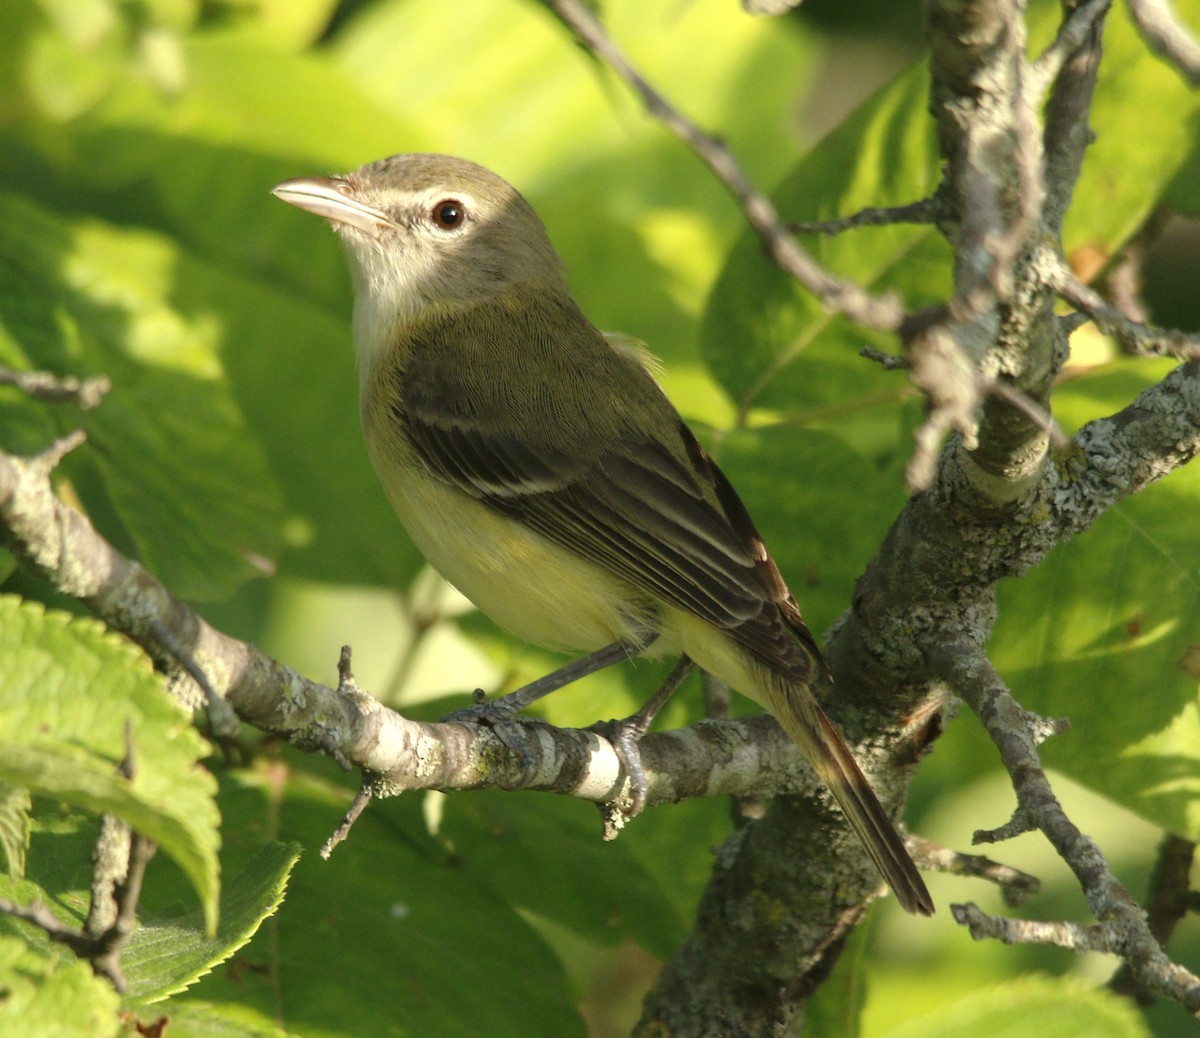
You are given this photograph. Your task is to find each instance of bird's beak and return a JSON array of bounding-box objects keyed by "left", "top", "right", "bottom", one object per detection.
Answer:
[{"left": 271, "top": 176, "right": 391, "bottom": 233}]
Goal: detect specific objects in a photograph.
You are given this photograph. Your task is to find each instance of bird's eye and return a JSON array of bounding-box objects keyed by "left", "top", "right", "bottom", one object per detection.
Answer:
[{"left": 430, "top": 199, "right": 466, "bottom": 230}]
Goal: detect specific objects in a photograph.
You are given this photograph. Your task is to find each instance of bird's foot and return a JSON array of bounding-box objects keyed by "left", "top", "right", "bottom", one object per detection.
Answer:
[{"left": 590, "top": 716, "right": 652, "bottom": 817}]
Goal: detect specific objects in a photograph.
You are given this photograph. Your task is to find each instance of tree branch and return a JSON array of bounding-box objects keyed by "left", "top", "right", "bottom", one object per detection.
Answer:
[
  {"left": 1110, "top": 834, "right": 1199, "bottom": 1002},
  {"left": 934, "top": 644, "right": 1200, "bottom": 1014},
  {"left": 908, "top": 835, "right": 1041, "bottom": 907},
  {"left": 544, "top": 0, "right": 908, "bottom": 336},
  {"left": 0, "top": 366, "right": 111, "bottom": 409},
  {"left": 1126, "top": 0, "right": 1200, "bottom": 84},
  {"left": 2, "top": 723, "right": 156, "bottom": 993},
  {"left": 1056, "top": 265, "right": 1200, "bottom": 358},
  {"left": 789, "top": 195, "right": 944, "bottom": 236}
]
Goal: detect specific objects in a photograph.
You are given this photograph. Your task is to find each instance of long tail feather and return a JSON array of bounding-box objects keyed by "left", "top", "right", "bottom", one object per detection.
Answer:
[{"left": 779, "top": 685, "right": 934, "bottom": 916}]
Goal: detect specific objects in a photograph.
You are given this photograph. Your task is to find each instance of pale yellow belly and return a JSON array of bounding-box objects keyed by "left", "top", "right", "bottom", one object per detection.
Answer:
[{"left": 376, "top": 457, "right": 664, "bottom": 656}]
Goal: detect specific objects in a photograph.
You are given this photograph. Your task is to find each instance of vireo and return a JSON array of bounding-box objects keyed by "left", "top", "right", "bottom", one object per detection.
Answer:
[{"left": 273, "top": 153, "right": 933, "bottom": 915}]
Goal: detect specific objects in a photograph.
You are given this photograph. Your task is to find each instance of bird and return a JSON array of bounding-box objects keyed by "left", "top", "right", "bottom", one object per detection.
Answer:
[{"left": 272, "top": 153, "right": 933, "bottom": 915}]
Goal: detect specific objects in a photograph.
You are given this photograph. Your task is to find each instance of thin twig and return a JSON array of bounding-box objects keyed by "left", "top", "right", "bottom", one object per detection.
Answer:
[
  {"left": 545, "top": 0, "right": 907, "bottom": 336},
  {"left": 1, "top": 725, "right": 156, "bottom": 993},
  {"left": 321, "top": 785, "right": 374, "bottom": 859},
  {"left": 935, "top": 642, "right": 1200, "bottom": 1012},
  {"left": 0, "top": 439, "right": 850, "bottom": 816},
  {"left": 149, "top": 618, "right": 240, "bottom": 737},
  {"left": 953, "top": 902, "right": 1121, "bottom": 951},
  {"left": 789, "top": 196, "right": 943, "bottom": 237},
  {"left": 1031, "top": 0, "right": 1116, "bottom": 97},
  {"left": 0, "top": 368, "right": 111, "bottom": 409},
  {"left": 908, "top": 835, "right": 1041, "bottom": 907},
  {"left": 982, "top": 378, "right": 1070, "bottom": 450},
  {"left": 860, "top": 346, "right": 909, "bottom": 371},
  {"left": 1056, "top": 266, "right": 1200, "bottom": 358},
  {"left": 1110, "top": 834, "right": 1198, "bottom": 1003},
  {"left": 1126, "top": 0, "right": 1200, "bottom": 85}
]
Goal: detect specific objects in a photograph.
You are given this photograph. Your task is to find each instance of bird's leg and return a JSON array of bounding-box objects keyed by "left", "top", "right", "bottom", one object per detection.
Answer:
[
  {"left": 593, "top": 654, "right": 696, "bottom": 817},
  {"left": 442, "top": 631, "right": 659, "bottom": 726}
]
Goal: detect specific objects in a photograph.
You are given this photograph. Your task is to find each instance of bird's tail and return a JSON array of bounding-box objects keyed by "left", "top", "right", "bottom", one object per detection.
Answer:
[{"left": 777, "top": 682, "right": 934, "bottom": 916}]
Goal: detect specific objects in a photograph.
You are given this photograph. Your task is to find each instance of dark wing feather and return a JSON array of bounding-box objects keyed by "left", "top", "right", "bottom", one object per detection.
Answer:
[
  {"left": 392, "top": 292, "right": 819, "bottom": 681},
  {"left": 404, "top": 402, "right": 819, "bottom": 684}
]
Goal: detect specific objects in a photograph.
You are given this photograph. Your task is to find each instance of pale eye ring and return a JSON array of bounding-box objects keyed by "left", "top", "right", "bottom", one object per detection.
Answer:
[{"left": 430, "top": 199, "right": 466, "bottom": 230}]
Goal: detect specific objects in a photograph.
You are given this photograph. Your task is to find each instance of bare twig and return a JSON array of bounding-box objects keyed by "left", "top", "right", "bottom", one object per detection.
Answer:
[
  {"left": 1111, "top": 834, "right": 1199, "bottom": 1002},
  {"left": 1056, "top": 266, "right": 1200, "bottom": 358},
  {"left": 953, "top": 902, "right": 1121, "bottom": 951},
  {"left": 0, "top": 439, "right": 850, "bottom": 815},
  {"left": 860, "top": 346, "right": 909, "bottom": 371},
  {"left": 321, "top": 785, "right": 374, "bottom": 860},
  {"left": 1043, "top": 0, "right": 1109, "bottom": 235},
  {"left": 935, "top": 643, "right": 1200, "bottom": 1012},
  {"left": 544, "top": 0, "right": 907, "bottom": 336},
  {"left": 149, "top": 618, "right": 240, "bottom": 737},
  {"left": 789, "top": 196, "right": 943, "bottom": 237},
  {"left": 982, "top": 378, "right": 1070, "bottom": 450},
  {"left": 908, "top": 835, "right": 1041, "bottom": 907},
  {"left": 1127, "top": 0, "right": 1200, "bottom": 85},
  {"left": 902, "top": 320, "right": 983, "bottom": 491},
  {"left": 1031, "top": 0, "right": 1115, "bottom": 97},
  {"left": 2, "top": 725, "right": 156, "bottom": 993},
  {"left": 0, "top": 368, "right": 111, "bottom": 409}
]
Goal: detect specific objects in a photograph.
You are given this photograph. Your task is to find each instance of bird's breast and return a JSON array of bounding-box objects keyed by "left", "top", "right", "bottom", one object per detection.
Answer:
[{"left": 363, "top": 425, "right": 661, "bottom": 655}]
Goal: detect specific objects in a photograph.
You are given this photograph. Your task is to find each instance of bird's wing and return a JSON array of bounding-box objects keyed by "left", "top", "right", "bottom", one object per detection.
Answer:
[{"left": 402, "top": 389, "right": 819, "bottom": 681}]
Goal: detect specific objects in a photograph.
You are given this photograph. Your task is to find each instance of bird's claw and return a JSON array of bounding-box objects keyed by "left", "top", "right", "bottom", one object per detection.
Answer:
[{"left": 590, "top": 718, "right": 650, "bottom": 817}]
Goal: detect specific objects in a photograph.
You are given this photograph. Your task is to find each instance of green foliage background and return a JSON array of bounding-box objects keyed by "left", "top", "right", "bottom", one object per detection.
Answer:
[{"left": 0, "top": 0, "right": 1198, "bottom": 1035}]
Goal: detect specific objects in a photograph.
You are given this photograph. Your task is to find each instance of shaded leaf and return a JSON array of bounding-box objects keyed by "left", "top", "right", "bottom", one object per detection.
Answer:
[
  {"left": 0, "top": 192, "right": 282, "bottom": 601},
  {"left": 440, "top": 791, "right": 686, "bottom": 960},
  {"left": 700, "top": 63, "right": 943, "bottom": 420},
  {"left": 173, "top": 761, "right": 587, "bottom": 1038},
  {"left": 992, "top": 360, "right": 1200, "bottom": 838},
  {"left": 124, "top": 842, "right": 302, "bottom": 1003},
  {"left": 0, "top": 784, "right": 31, "bottom": 880}
]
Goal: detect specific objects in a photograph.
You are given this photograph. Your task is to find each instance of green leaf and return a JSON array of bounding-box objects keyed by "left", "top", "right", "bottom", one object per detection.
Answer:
[
  {"left": 713, "top": 424, "right": 909, "bottom": 638},
  {"left": 123, "top": 841, "right": 301, "bottom": 1003},
  {"left": 0, "top": 597, "right": 220, "bottom": 931},
  {"left": 131, "top": 997, "right": 297, "bottom": 1038},
  {"left": 700, "top": 62, "right": 944, "bottom": 420},
  {"left": 701, "top": 0, "right": 1200, "bottom": 427},
  {"left": 175, "top": 761, "right": 587, "bottom": 1038},
  {"left": 440, "top": 792, "right": 686, "bottom": 959},
  {"left": 217, "top": 0, "right": 340, "bottom": 52},
  {"left": 1062, "top": 0, "right": 1200, "bottom": 261},
  {"left": 0, "top": 191, "right": 283, "bottom": 601},
  {"left": 992, "top": 360, "right": 1200, "bottom": 838},
  {"left": 203, "top": 259, "right": 427, "bottom": 587},
  {"left": 52, "top": 30, "right": 428, "bottom": 304},
  {"left": 0, "top": 784, "right": 31, "bottom": 880},
  {"left": 331, "top": 0, "right": 817, "bottom": 191},
  {"left": 882, "top": 976, "right": 1150, "bottom": 1038},
  {"left": 0, "top": 933, "right": 121, "bottom": 1038}
]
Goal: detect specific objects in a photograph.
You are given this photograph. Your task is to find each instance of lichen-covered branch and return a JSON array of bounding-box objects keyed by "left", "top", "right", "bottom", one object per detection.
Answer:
[{"left": 936, "top": 646, "right": 1200, "bottom": 1014}]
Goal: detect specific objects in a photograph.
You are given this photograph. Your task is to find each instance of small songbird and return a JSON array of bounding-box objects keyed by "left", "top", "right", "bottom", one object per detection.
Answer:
[{"left": 272, "top": 154, "right": 933, "bottom": 915}]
